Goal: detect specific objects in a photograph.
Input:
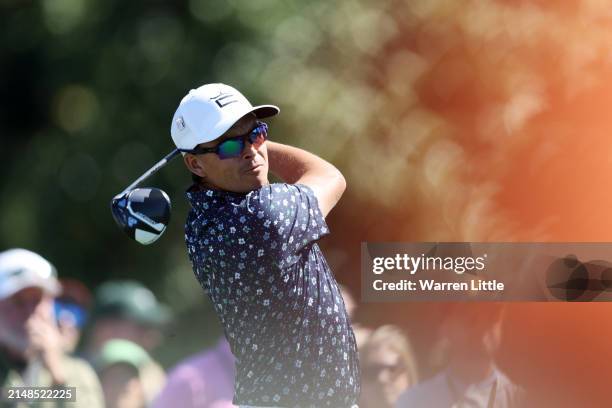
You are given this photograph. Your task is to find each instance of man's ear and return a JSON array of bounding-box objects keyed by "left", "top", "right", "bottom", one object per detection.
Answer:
[{"left": 183, "top": 154, "right": 206, "bottom": 178}]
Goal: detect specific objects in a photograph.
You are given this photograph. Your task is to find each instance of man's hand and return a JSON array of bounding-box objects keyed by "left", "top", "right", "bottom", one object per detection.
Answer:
[
  {"left": 266, "top": 141, "right": 346, "bottom": 218},
  {"left": 26, "top": 313, "right": 66, "bottom": 385}
]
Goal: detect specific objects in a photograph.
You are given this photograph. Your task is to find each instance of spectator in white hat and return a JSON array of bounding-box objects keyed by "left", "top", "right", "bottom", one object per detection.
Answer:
[{"left": 0, "top": 248, "right": 104, "bottom": 407}]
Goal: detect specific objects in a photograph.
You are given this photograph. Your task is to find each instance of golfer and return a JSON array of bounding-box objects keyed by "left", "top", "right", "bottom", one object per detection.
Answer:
[{"left": 170, "top": 83, "right": 360, "bottom": 408}]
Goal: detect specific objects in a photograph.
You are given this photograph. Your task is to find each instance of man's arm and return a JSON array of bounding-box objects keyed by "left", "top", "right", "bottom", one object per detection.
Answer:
[{"left": 266, "top": 141, "right": 346, "bottom": 218}]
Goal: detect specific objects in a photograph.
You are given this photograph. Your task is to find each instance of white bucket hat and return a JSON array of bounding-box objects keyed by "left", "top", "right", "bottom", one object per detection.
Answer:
[
  {"left": 0, "top": 248, "right": 60, "bottom": 300},
  {"left": 170, "top": 83, "right": 279, "bottom": 151}
]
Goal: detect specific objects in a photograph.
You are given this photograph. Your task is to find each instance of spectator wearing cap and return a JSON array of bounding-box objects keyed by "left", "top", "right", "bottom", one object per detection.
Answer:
[
  {"left": 94, "top": 339, "right": 152, "bottom": 408},
  {"left": 85, "top": 280, "right": 170, "bottom": 353},
  {"left": 0, "top": 248, "right": 104, "bottom": 408},
  {"left": 83, "top": 280, "right": 170, "bottom": 405}
]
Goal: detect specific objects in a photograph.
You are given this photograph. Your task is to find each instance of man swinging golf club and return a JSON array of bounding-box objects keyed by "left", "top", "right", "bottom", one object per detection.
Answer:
[{"left": 170, "top": 83, "right": 360, "bottom": 408}]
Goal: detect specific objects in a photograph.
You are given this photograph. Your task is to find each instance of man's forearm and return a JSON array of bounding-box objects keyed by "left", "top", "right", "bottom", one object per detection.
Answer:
[
  {"left": 266, "top": 141, "right": 339, "bottom": 183},
  {"left": 266, "top": 141, "right": 346, "bottom": 217}
]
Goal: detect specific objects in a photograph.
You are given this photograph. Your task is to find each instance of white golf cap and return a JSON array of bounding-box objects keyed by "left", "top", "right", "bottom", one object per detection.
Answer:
[
  {"left": 170, "top": 83, "right": 279, "bottom": 151},
  {"left": 0, "top": 248, "right": 61, "bottom": 300}
]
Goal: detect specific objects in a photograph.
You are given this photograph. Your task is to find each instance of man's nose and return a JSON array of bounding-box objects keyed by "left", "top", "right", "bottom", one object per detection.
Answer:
[{"left": 241, "top": 139, "right": 258, "bottom": 160}]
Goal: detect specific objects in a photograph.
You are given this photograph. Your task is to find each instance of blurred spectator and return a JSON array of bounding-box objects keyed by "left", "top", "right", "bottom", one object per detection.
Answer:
[
  {"left": 396, "top": 304, "right": 522, "bottom": 408},
  {"left": 54, "top": 278, "right": 92, "bottom": 353},
  {"left": 94, "top": 339, "right": 152, "bottom": 408},
  {"left": 339, "top": 285, "right": 372, "bottom": 348},
  {"left": 152, "top": 337, "right": 236, "bottom": 408},
  {"left": 359, "top": 325, "right": 418, "bottom": 408},
  {"left": 85, "top": 280, "right": 170, "bottom": 353},
  {"left": 83, "top": 280, "right": 170, "bottom": 405},
  {"left": 0, "top": 248, "right": 104, "bottom": 407}
]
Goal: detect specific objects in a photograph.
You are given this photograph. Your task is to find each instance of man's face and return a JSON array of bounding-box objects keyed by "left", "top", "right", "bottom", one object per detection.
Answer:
[
  {"left": 100, "top": 363, "right": 146, "bottom": 408},
  {"left": 0, "top": 287, "right": 52, "bottom": 354},
  {"left": 185, "top": 114, "right": 269, "bottom": 193}
]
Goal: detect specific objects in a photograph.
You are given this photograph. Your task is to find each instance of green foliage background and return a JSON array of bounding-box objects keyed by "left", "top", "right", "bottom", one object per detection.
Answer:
[{"left": 4, "top": 0, "right": 612, "bottom": 375}]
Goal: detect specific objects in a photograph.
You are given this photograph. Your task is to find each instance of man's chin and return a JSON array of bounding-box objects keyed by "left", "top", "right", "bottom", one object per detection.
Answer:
[
  {"left": 228, "top": 177, "right": 269, "bottom": 193},
  {"left": 247, "top": 176, "right": 269, "bottom": 191}
]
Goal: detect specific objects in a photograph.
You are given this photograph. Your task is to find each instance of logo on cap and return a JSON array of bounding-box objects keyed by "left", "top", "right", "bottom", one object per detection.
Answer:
[
  {"left": 210, "top": 91, "right": 238, "bottom": 108},
  {"left": 175, "top": 116, "right": 186, "bottom": 131}
]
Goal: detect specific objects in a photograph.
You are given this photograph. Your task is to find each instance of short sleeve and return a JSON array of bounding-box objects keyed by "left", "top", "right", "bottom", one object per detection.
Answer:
[{"left": 247, "top": 183, "right": 329, "bottom": 268}]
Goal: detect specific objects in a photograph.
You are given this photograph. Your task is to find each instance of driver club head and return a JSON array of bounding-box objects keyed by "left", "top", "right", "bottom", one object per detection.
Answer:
[{"left": 111, "top": 187, "right": 171, "bottom": 245}]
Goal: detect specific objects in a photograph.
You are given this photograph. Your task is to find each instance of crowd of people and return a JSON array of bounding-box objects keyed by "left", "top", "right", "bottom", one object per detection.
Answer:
[
  {"left": 0, "top": 249, "right": 172, "bottom": 408},
  {"left": 2, "top": 247, "right": 610, "bottom": 408}
]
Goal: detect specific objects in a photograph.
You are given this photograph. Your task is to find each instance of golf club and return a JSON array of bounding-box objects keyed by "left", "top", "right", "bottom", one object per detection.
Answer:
[{"left": 111, "top": 149, "right": 180, "bottom": 245}]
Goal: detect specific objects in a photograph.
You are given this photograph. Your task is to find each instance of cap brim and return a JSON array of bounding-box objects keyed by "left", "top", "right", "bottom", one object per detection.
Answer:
[
  {"left": 0, "top": 276, "right": 60, "bottom": 300},
  {"left": 251, "top": 104, "right": 280, "bottom": 118},
  {"left": 178, "top": 104, "right": 281, "bottom": 152}
]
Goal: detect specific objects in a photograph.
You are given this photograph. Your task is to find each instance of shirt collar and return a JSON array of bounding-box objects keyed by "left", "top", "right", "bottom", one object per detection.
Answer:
[{"left": 185, "top": 184, "right": 249, "bottom": 212}]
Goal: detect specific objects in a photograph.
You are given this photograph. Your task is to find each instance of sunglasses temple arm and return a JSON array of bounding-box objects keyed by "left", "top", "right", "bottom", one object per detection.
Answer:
[{"left": 117, "top": 149, "right": 181, "bottom": 197}]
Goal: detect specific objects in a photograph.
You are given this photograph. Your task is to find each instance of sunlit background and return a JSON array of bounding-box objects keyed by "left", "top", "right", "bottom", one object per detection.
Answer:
[{"left": 2, "top": 0, "right": 612, "bottom": 402}]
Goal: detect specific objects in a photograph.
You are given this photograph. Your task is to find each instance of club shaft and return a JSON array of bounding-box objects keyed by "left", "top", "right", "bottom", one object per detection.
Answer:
[{"left": 119, "top": 149, "right": 181, "bottom": 196}]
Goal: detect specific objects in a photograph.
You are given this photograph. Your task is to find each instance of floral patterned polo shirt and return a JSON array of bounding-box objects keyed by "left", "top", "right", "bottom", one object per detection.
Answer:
[{"left": 184, "top": 183, "right": 360, "bottom": 407}]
